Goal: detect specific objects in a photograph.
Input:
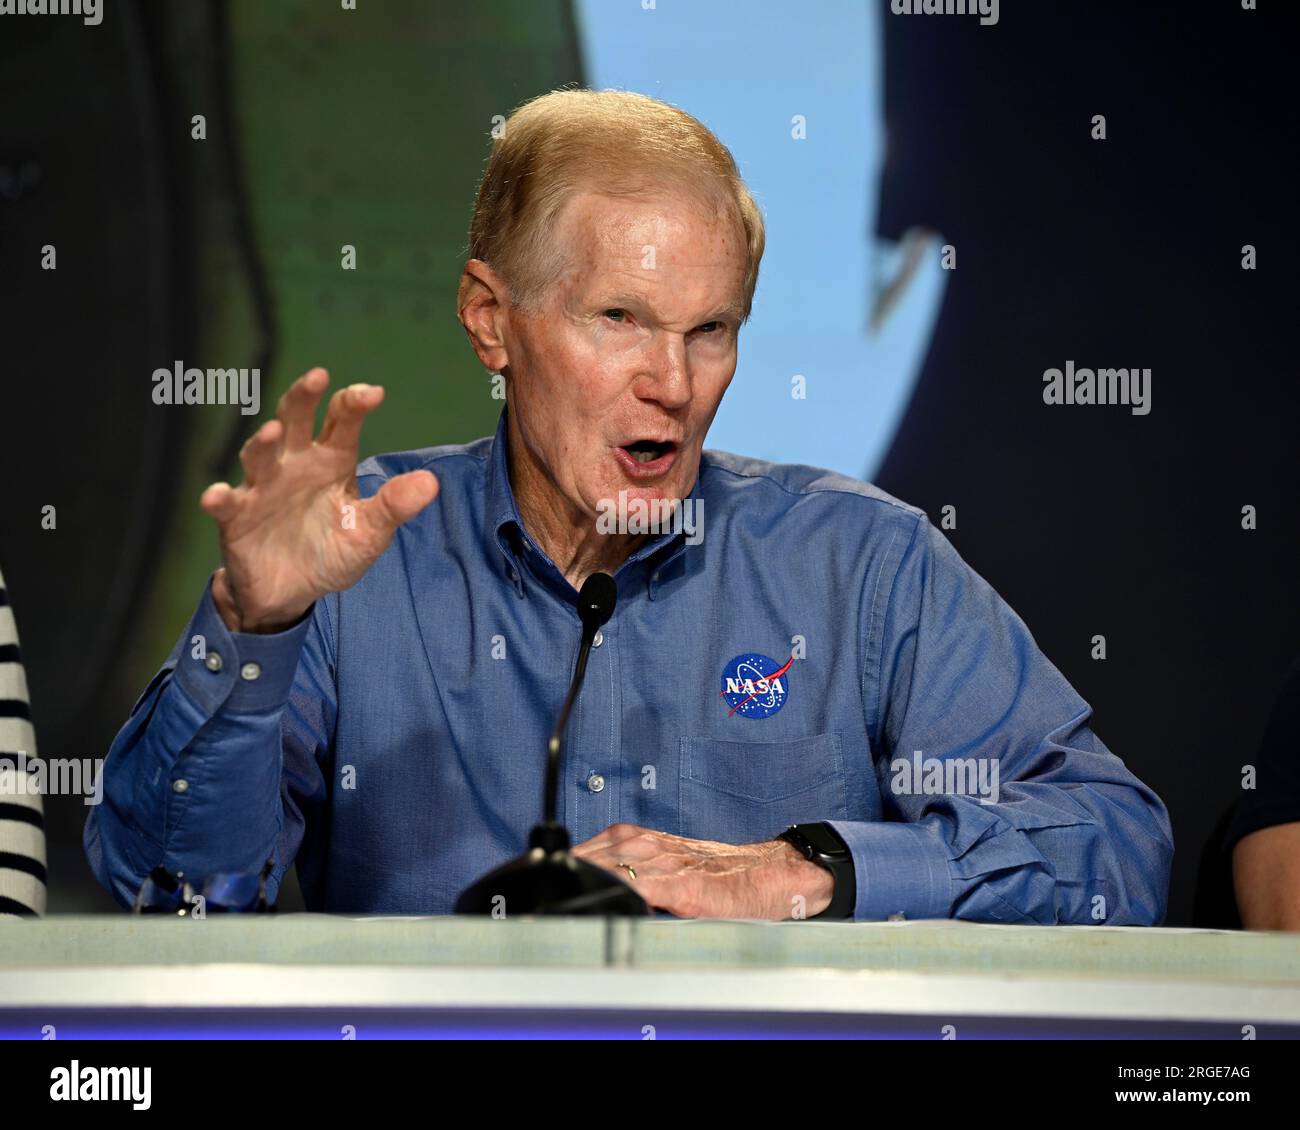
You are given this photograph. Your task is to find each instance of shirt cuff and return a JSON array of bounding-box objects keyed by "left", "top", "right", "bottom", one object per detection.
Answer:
[
  {"left": 825, "top": 819, "right": 955, "bottom": 921},
  {"left": 171, "top": 580, "right": 315, "bottom": 715}
]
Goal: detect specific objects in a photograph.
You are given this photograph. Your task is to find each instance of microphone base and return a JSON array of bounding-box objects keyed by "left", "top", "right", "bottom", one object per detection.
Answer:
[{"left": 455, "top": 823, "right": 649, "bottom": 916}]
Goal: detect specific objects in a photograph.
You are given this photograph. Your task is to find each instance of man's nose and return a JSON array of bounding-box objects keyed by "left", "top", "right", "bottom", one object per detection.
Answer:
[{"left": 633, "top": 332, "right": 692, "bottom": 409}]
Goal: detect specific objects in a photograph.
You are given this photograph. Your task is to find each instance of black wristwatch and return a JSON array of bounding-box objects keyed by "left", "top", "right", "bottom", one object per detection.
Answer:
[{"left": 777, "top": 822, "right": 856, "bottom": 920}]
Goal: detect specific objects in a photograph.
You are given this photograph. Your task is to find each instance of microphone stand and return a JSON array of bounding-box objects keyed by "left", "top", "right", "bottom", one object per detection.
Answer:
[{"left": 455, "top": 573, "right": 648, "bottom": 916}]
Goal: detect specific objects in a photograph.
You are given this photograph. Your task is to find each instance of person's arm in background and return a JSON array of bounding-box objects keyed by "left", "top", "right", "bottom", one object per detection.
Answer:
[
  {"left": 828, "top": 513, "right": 1174, "bottom": 924},
  {"left": 1230, "top": 658, "right": 1300, "bottom": 931},
  {"left": 1235, "top": 825, "right": 1300, "bottom": 930},
  {"left": 84, "top": 369, "right": 438, "bottom": 908},
  {"left": 0, "top": 567, "right": 46, "bottom": 917}
]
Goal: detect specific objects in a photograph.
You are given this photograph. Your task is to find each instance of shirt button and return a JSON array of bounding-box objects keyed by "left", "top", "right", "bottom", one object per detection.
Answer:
[
  {"left": 204, "top": 651, "right": 223, "bottom": 673},
  {"left": 240, "top": 662, "right": 262, "bottom": 681},
  {"left": 172, "top": 779, "right": 190, "bottom": 794},
  {"left": 592, "top": 629, "right": 604, "bottom": 648},
  {"left": 587, "top": 773, "right": 605, "bottom": 794}
]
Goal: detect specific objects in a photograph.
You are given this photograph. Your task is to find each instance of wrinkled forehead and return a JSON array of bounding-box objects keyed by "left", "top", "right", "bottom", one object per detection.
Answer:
[{"left": 550, "top": 182, "right": 747, "bottom": 297}]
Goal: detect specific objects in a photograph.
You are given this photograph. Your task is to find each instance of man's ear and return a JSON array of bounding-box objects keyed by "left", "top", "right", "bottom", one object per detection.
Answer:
[{"left": 457, "top": 259, "right": 511, "bottom": 372}]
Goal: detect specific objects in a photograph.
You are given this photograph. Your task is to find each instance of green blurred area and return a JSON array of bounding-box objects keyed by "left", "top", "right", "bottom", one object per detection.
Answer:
[{"left": 131, "top": 0, "right": 582, "bottom": 689}]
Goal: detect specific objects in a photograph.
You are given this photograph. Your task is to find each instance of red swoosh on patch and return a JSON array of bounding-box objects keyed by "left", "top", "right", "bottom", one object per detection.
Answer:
[{"left": 720, "top": 653, "right": 796, "bottom": 717}]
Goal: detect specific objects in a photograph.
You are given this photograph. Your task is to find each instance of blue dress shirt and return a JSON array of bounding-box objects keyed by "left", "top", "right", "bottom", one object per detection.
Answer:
[{"left": 85, "top": 410, "right": 1173, "bottom": 921}]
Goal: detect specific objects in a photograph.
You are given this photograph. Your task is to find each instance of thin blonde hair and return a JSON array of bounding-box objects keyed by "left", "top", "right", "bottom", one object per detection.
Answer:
[{"left": 465, "top": 88, "right": 765, "bottom": 321}]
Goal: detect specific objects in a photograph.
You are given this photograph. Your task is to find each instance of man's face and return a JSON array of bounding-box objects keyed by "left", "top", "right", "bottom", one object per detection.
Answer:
[{"left": 501, "top": 184, "right": 748, "bottom": 523}]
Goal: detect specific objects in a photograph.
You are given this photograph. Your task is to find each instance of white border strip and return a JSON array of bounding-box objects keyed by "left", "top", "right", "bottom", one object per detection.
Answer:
[{"left": 0, "top": 965, "right": 1296, "bottom": 1024}]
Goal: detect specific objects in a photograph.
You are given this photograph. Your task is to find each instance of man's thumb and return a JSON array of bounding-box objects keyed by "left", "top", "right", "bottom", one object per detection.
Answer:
[{"left": 369, "top": 470, "right": 439, "bottom": 530}]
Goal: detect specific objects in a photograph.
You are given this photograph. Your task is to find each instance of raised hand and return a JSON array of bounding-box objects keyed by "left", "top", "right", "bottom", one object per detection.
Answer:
[{"left": 200, "top": 368, "right": 439, "bottom": 633}]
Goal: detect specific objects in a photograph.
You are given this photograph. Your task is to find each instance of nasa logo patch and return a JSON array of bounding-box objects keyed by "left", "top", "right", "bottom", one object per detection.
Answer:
[{"left": 720, "top": 652, "right": 793, "bottom": 719}]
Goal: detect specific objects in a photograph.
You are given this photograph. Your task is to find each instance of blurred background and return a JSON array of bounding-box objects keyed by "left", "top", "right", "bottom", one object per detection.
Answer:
[{"left": 0, "top": 0, "right": 1294, "bottom": 921}]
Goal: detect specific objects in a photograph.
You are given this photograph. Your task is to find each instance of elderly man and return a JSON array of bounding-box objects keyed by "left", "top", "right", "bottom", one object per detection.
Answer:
[{"left": 86, "top": 89, "right": 1172, "bottom": 921}]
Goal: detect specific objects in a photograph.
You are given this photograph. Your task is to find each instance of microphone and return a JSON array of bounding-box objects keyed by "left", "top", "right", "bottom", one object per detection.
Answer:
[
  {"left": 456, "top": 573, "right": 648, "bottom": 916},
  {"left": 543, "top": 571, "right": 615, "bottom": 826}
]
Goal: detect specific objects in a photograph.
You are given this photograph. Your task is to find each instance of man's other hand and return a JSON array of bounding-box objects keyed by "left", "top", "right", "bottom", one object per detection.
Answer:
[{"left": 572, "top": 822, "right": 835, "bottom": 920}]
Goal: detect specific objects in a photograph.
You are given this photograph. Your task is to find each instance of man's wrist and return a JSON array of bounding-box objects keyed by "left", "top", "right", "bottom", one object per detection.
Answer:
[
  {"left": 212, "top": 568, "right": 311, "bottom": 635},
  {"left": 769, "top": 838, "right": 835, "bottom": 917},
  {"left": 776, "top": 823, "right": 857, "bottom": 919}
]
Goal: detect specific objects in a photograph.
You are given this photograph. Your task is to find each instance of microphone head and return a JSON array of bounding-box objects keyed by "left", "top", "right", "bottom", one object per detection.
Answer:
[{"left": 578, "top": 572, "right": 617, "bottom": 628}]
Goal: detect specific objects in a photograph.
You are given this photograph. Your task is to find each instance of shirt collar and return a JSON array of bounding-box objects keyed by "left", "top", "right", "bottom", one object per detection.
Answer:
[{"left": 485, "top": 408, "right": 702, "bottom": 602}]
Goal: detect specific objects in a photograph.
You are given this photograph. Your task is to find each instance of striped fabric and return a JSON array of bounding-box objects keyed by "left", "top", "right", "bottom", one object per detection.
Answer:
[{"left": 0, "top": 570, "right": 46, "bottom": 916}]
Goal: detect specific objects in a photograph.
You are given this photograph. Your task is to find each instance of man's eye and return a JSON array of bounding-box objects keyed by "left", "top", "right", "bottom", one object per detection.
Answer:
[
  {"left": 695, "top": 321, "right": 722, "bottom": 334},
  {"left": 603, "top": 308, "right": 627, "bottom": 322}
]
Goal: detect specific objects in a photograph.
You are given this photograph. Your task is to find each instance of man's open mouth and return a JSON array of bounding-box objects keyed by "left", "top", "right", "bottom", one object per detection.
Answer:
[{"left": 621, "top": 439, "right": 676, "bottom": 464}]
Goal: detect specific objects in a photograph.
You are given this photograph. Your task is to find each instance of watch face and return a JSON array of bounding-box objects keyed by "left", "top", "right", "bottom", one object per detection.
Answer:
[{"left": 796, "top": 822, "right": 846, "bottom": 858}]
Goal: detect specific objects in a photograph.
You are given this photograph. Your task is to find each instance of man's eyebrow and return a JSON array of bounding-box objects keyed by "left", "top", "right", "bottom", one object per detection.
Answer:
[
  {"left": 702, "top": 300, "right": 744, "bottom": 322},
  {"left": 592, "top": 293, "right": 743, "bottom": 323},
  {"left": 591, "top": 291, "right": 649, "bottom": 310}
]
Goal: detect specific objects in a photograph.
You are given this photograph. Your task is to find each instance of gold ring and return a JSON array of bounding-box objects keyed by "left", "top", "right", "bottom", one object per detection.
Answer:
[{"left": 617, "top": 861, "right": 637, "bottom": 881}]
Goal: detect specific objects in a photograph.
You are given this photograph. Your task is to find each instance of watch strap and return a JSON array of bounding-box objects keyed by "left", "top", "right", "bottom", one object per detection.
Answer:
[{"left": 779, "top": 822, "right": 856, "bottom": 919}]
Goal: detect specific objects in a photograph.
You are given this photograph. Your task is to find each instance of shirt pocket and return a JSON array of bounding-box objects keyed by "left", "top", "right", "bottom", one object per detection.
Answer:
[{"left": 678, "top": 732, "right": 848, "bottom": 843}]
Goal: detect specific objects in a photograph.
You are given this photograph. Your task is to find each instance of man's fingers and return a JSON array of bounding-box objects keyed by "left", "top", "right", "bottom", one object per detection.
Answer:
[
  {"left": 572, "top": 822, "right": 651, "bottom": 855},
  {"left": 576, "top": 847, "right": 640, "bottom": 876},
  {"left": 276, "top": 367, "right": 330, "bottom": 451},
  {"left": 238, "top": 418, "right": 284, "bottom": 485},
  {"left": 363, "top": 470, "right": 440, "bottom": 534},
  {"left": 199, "top": 481, "right": 241, "bottom": 523},
  {"left": 573, "top": 834, "right": 662, "bottom": 874},
  {"left": 580, "top": 858, "right": 681, "bottom": 913},
  {"left": 318, "top": 383, "right": 384, "bottom": 452}
]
